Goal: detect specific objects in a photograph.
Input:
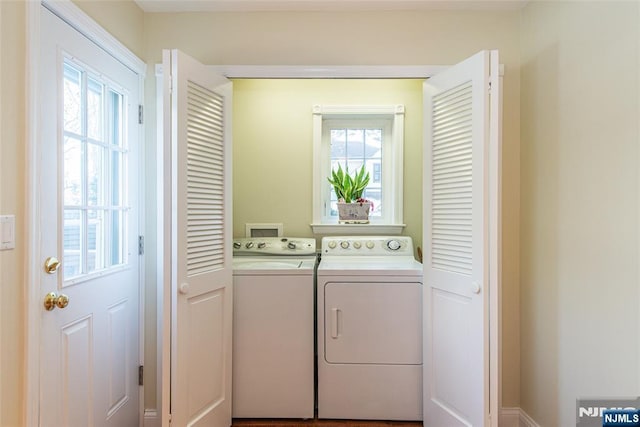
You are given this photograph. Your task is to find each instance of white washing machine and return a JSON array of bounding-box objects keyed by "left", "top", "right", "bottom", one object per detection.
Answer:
[
  {"left": 232, "top": 237, "right": 316, "bottom": 419},
  {"left": 317, "top": 236, "right": 423, "bottom": 421}
]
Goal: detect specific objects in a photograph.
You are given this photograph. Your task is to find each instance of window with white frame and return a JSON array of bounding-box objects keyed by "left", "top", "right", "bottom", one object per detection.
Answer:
[
  {"left": 312, "top": 105, "right": 405, "bottom": 232},
  {"left": 62, "top": 59, "right": 130, "bottom": 281}
]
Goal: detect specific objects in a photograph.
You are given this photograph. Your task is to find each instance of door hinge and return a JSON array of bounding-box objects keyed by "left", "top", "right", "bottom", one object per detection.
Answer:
[
  {"left": 138, "top": 235, "right": 144, "bottom": 255},
  {"left": 138, "top": 365, "right": 143, "bottom": 386},
  {"left": 138, "top": 104, "right": 144, "bottom": 124}
]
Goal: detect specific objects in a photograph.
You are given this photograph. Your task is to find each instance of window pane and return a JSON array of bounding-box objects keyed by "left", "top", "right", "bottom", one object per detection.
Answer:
[
  {"left": 63, "top": 137, "right": 82, "bottom": 206},
  {"left": 327, "top": 125, "right": 385, "bottom": 217},
  {"left": 87, "top": 78, "right": 104, "bottom": 141},
  {"left": 363, "top": 188, "right": 381, "bottom": 217},
  {"left": 111, "top": 210, "right": 123, "bottom": 266},
  {"left": 346, "top": 129, "right": 364, "bottom": 159},
  {"left": 110, "top": 90, "right": 123, "bottom": 147},
  {"left": 330, "top": 129, "right": 346, "bottom": 160},
  {"left": 87, "top": 143, "right": 104, "bottom": 206},
  {"left": 63, "top": 63, "right": 82, "bottom": 134},
  {"left": 365, "top": 129, "right": 382, "bottom": 158},
  {"left": 111, "top": 151, "right": 121, "bottom": 206},
  {"left": 347, "top": 160, "right": 364, "bottom": 174},
  {"left": 63, "top": 209, "right": 82, "bottom": 280},
  {"left": 87, "top": 210, "right": 105, "bottom": 273}
]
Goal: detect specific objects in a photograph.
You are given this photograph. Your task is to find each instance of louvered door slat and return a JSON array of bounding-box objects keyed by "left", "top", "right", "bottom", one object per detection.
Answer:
[
  {"left": 186, "top": 80, "right": 225, "bottom": 277},
  {"left": 430, "top": 81, "right": 473, "bottom": 275}
]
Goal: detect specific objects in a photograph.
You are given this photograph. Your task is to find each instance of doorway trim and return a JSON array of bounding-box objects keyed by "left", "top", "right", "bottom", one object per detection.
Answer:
[
  {"left": 208, "top": 65, "right": 446, "bottom": 79},
  {"left": 156, "top": 63, "right": 502, "bottom": 426},
  {"left": 25, "top": 1, "right": 146, "bottom": 426}
]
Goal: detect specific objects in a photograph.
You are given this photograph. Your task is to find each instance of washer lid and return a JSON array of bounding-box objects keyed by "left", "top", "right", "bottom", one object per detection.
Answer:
[{"left": 233, "top": 257, "right": 316, "bottom": 272}]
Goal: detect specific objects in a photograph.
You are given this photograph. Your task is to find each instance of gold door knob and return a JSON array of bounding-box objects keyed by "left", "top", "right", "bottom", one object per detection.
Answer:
[
  {"left": 56, "top": 293, "right": 69, "bottom": 309},
  {"left": 44, "top": 257, "right": 61, "bottom": 274},
  {"left": 44, "top": 292, "right": 70, "bottom": 311}
]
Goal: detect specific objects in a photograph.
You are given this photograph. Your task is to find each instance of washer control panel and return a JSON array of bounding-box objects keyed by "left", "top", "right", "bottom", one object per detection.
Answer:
[
  {"left": 233, "top": 237, "right": 316, "bottom": 256},
  {"left": 321, "top": 236, "right": 413, "bottom": 256}
]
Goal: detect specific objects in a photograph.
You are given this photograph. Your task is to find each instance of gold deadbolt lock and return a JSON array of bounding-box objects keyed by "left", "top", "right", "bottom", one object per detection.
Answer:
[
  {"left": 44, "top": 292, "right": 70, "bottom": 311},
  {"left": 44, "top": 257, "right": 61, "bottom": 274}
]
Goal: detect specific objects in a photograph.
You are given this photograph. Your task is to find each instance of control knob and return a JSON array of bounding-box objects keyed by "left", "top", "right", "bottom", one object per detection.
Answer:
[
  {"left": 257, "top": 242, "right": 266, "bottom": 249},
  {"left": 366, "top": 241, "right": 375, "bottom": 249},
  {"left": 245, "top": 242, "right": 254, "bottom": 249},
  {"left": 233, "top": 242, "right": 241, "bottom": 249},
  {"left": 328, "top": 241, "right": 337, "bottom": 249},
  {"left": 353, "top": 241, "right": 362, "bottom": 249},
  {"left": 288, "top": 242, "right": 297, "bottom": 250},
  {"left": 386, "top": 239, "right": 402, "bottom": 251},
  {"left": 340, "top": 241, "right": 350, "bottom": 249}
]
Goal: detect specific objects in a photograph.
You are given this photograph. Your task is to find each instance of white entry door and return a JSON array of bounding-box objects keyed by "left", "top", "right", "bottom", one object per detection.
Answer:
[
  {"left": 423, "top": 50, "right": 500, "bottom": 427},
  {"left": 39, "top": 6, "right": 141, "bottom": 427},
  {"left": 160, "top": 49, "right": 233, "bottom": 427}
]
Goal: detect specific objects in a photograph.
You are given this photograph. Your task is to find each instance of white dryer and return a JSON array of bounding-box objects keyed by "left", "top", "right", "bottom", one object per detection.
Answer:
[
  {"left": 317, "top": 236, "right": 423, "bottom": 421},
  {"left": 232, "top": 237, "right": 316, "bottom": 419}
]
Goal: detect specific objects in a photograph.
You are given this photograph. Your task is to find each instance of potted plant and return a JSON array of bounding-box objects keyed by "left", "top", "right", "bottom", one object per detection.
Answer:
[{"left": 327, "top": 164, "right": 372, "bottom": 223}]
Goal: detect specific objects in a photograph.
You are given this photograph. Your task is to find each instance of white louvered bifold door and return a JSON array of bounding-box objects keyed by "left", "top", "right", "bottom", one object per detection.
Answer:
[
  {"left": 423, "top": 50, "right": 497, "bottom": 427},
  {"left": 167, "top": 49, "right": 233, "bottom": 427}
]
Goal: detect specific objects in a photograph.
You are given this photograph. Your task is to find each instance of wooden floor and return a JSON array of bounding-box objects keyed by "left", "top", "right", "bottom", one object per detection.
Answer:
[{"left": 232, "top": 419, "right": 422, "bottom": 426}]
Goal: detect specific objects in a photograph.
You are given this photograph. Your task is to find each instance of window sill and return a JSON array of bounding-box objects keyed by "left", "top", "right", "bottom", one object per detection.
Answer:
[{"left": 310, "top": 223, "right": 406, "bottom": 235}]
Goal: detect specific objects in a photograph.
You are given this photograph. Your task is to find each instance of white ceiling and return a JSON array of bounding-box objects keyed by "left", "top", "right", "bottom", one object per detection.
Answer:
[{"left": 134, "top": 0, "right": 529, "bottom": 13}]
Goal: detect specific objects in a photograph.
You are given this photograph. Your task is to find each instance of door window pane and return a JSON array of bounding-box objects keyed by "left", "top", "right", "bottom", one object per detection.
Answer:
[
  {"left": 63, "top": 209, "right": 82, "bottom": 279},
  {"left": 86, "top": 209, "right": 105, "bottom": 273},
  {"left": 87, "top": 143, "right": 105, "bottom": 206},
  {"left": 63, "top": 137, "right": 82, "bottom": 206},
  {"left": 87, "top": 78, "right": 104, "bottom": 141},
  {"left": 111, "top": 210, "right": 122, "bottom": 266},
  {"left": 110, "top": 90, "right": 123, "bottom": 147},
  {"left": 63, "top": 64, "right": 82, "bottom": 134},
  {"left": 111, "top": 151, "right": 121, "bottom": 206},
  {"left": 62, "top": 58, "right": 129, "bottom": 282}
]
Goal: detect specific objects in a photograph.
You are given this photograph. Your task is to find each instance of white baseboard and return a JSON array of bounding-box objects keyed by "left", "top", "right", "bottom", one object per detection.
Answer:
[
  {"left": 145, "top": 406, "right": 536, "bottom": 427},
  {"left": 144, "top": 409, "right": 160, "bottom": 427},
  {"left": 500, "top": 407, "right": 541, "bottom": 427},
  {"left": 500, "top": 407, "right": 522, "bottom": 427},
  {"left": 518, "top": 408, "right": 541, "bottom": 427}
]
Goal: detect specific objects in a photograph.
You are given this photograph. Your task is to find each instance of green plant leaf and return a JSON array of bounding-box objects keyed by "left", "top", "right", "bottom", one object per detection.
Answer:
[{"left": 328, "top": 163, "right": 370, "bottom": 204}]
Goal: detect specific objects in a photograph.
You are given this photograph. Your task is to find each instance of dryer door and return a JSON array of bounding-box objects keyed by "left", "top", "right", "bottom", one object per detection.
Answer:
[{"left": 324, "top": 281, "right": 422, "bottom": 365}]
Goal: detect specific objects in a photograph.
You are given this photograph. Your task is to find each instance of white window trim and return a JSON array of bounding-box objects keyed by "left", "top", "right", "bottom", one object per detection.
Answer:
[{"left": 311, "top": 104, "right": 406, "bottom": 235}]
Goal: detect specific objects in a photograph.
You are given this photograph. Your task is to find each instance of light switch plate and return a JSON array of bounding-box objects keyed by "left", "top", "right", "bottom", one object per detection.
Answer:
[{"left": 0, "top": 215, "right": 15, "bottom": 250}]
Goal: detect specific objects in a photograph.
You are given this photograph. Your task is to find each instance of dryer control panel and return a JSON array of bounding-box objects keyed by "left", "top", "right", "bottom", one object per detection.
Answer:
[{"left": 321, "top": 236, "right": 414, "bottom": 256}]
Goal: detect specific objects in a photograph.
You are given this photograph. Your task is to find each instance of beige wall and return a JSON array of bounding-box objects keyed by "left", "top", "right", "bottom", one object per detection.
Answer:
[
  {"left": 0, "top": 2, "right": 26, "bottom": 425},
  {"left": 232, "top": 78, "right": 424, "bottom": 246},
  {"left": 1, "top": 2, "right": 523, "bottom": 424},
  {"left": 520, "top": 1, "right": 639, "bottom": 425},
  {"left": 72, "top": 0, "right": 145, "bottom": 58},
  {"left": 6, "top": 1, "right": 640, "bottom": 424}
]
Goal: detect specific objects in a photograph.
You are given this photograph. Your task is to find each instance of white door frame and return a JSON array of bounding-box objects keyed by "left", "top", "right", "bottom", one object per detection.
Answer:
[
  {"left": 155, "top": 63, "right": 501, "bottom": 425},
  {"left": 24, "top": 1, "right": 146, "bottom": 426}
]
